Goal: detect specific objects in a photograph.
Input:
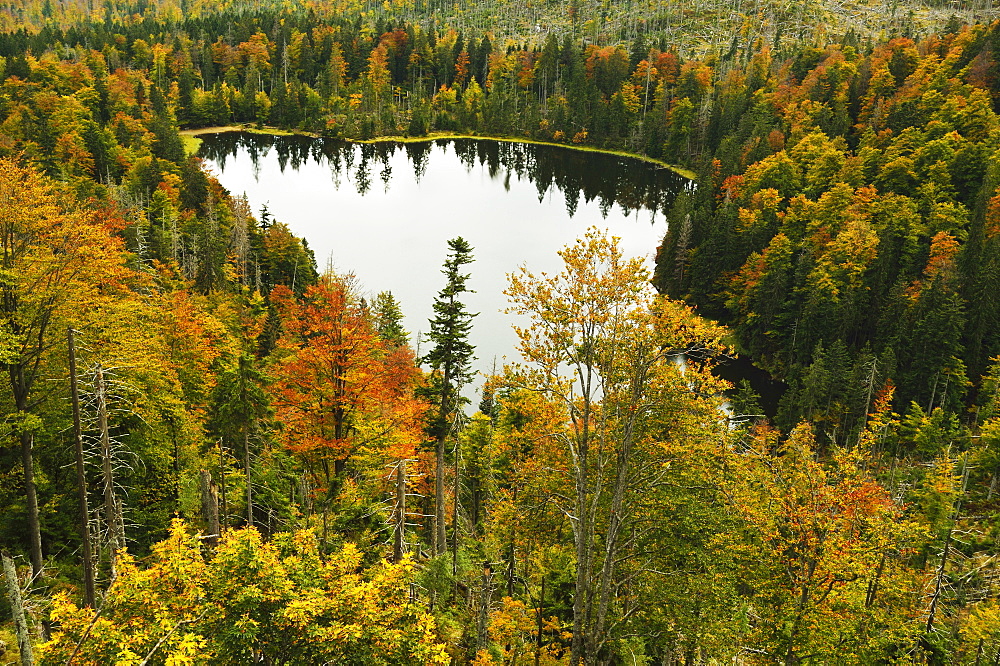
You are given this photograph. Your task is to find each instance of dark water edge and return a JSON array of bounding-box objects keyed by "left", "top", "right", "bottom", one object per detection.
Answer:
[
  {"left": 197, "top": 132, "right": 690, "bottom": 220},
  {"left": 714, "top": 355, "right": 787, "bottom": 419}
]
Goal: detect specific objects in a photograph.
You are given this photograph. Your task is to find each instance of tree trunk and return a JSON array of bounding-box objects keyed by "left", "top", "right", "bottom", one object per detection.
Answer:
[
  {"left": 435, "top": 368, "right": 451, "bottom": 557},
  {"left": 96, "top": 364, "right": 124, "bottom": 577},
  {"left": 594, "top": 428, "right": 635, "bottom": 651},
  {"left": 452, "top": 439, "right": 461, "bottom": 578},
  {"left": 3, "top": 551, "right": 34, "bottom": 666},
  {"left": 476, "top": 567, "right": 494, "bottom": 653},
  {"left": 535, "top": 572, "right": 546, "bottom": 666},
  {"left": 244, "top": 430, "right": 252, "bottom": 528},
  {"left": 218, "top": 439, "right": 228, "bottom": 533},
  {"left": 168, "top": 415, "right": 180, "bottom": 511},
  {"left": 200, "top": 470, "right": 220, "bottom": 549},
  {"left": 68, "top": 328, "right": 95, "bottom": 607},
  {"left": 926, "top": 526, "right": 953, "bottom": 635},
  {"left": 572, "top": 463, "right": 592, "bottom": 666},
  {"left": 571, "top": 391, "right": 593, "bottom": 666},
  {"left": 435, "top": 431, "right": 446, "bottom": 556},
  {"left": 10, "top": 364, "right": 42, "bottom": 581},
  {"left": 865, "top": 553, "right": 886, "bottom": 608},
  {"left": 18, "top": 431, "right": 43, "bottom": 582},
  {"left": 927, "top": 458, "right": 969, "bottom": 637},
  {"left": 394, "top": 459, "right": 406, "bottom": 563}
]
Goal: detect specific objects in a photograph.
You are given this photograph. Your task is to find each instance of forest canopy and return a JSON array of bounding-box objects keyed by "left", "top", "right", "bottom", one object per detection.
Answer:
[{"left": 3, "top": 0, "right": 1000, "bottom": 663}]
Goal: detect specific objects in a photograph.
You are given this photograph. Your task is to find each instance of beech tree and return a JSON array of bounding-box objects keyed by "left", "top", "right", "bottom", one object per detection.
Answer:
[
  {"left": 271, "top": 277, "right": 426, "bottom": 541},
  {"left": 504, "top": 228, "right": 728, "bottom": 664},
  {"left": 38, "top": 521, "right": 449, "bottom": 665},
  {"left": 723, "top": 423, "right": 918, "bottom": 663}
]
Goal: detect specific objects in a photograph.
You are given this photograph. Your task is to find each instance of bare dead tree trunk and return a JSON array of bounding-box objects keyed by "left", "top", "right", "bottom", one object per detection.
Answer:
[
  {"left": 926, "top": 457, "right": 969, "bottom": 637},
  {"left": 2, "top": 551, "right": 34, "bottom": 666},
  {"left": 926, "top": 527, "right": 952, "bottom": 635},
  {"left": 989, "top": 461, "right": 1000, "bottom": 501},
  {"left": 68, "top": 328, "right": 95, "bottom": 607},
  {"left": 96, "top": 364, "right": 124, "bottom": 578},
  {"left": 394, "top": 459, "right": 406, "bottom": 564},
  {"left": 200, "top": 470, "right": 220, "bottom": 550}
]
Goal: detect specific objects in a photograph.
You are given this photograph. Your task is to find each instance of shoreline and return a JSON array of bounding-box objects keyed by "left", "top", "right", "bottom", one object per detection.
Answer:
[{"left": 180, "top": 125, "right": 696, "bottom": 180}]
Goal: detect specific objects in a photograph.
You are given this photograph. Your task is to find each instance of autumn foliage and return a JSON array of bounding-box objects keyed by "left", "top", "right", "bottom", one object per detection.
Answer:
[
  {"left": 270, "top": 278, "right": 426, "bottom": 472},
  {"left": 9, "top": 1, "right": 1000, "bottom": 663}
]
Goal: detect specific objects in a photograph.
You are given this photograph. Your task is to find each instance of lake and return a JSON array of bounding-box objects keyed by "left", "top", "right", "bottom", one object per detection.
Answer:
[{"left": 198, "top": 133, "right": 688, "bottom": 396}]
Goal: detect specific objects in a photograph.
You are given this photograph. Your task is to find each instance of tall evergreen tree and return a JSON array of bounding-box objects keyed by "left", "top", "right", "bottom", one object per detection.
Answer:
[
  {"left": 207, "top": 353, "right": 272, "bottom": 528},
  {"left": 423, "top": 237, "right": 476, "bottom": 557},
  {"left": 372, "top": 291, "right": 409, "bottom": 348}
]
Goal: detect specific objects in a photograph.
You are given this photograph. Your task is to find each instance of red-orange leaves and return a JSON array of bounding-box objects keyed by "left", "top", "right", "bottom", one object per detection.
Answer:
[
  {"left": 923, "top": 231, "right": 961, "bottom": 283},
  {"left": 986, "top": 189, "right": 1000, "bottom": 239},
  {"left": 906, "top": 231, "right": 961, "bottom": 300},
  {"left": 270, "top": 278, "right": 425, "bottom": 475}
]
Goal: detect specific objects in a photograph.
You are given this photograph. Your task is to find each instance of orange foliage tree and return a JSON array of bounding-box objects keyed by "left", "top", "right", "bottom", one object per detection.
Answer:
[{"left": 270, "top": 276, "right": 426, "bottom": 513}]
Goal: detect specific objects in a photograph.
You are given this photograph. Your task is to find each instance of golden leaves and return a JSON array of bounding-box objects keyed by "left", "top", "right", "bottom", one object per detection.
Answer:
[{"left": 39, "top": 521, "right": 447, "bottom": 665}]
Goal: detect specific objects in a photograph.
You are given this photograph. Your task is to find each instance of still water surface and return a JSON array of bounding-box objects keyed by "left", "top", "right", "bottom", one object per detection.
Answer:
[{"left": 199, "top": 133, "right": 687, "bottom": 392}]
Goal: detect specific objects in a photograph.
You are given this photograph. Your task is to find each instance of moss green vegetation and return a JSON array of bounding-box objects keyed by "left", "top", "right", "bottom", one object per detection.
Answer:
[{"left": 180, "top": 133, "right": 202, "bottom": 156}]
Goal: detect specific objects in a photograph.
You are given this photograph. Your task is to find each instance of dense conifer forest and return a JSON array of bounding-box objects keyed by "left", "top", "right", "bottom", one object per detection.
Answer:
[{"left": 3, "top": 0, "right": 1000, "bottom": 663}]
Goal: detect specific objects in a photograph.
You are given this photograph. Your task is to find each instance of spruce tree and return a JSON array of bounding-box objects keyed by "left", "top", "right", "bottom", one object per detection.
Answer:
[
  {"left": 207, "top": 353, "right": 272, "bottom": 528},
  {"left": 372, "top": 291, "right": 409, "bottom": 347},
  {"left": 423, "top": 237, "right": 476, "bottom": 556}
]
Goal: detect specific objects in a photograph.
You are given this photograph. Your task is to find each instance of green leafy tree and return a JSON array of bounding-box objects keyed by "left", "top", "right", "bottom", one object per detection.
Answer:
[
  {"left": 504, "top": 227, "right": 730, "bottom": 664},
  {"left": 0, "top": 159, "right": 127, "bottom": 579}
]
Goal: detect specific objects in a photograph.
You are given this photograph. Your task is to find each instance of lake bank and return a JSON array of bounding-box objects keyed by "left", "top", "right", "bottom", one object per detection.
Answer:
[{"left": 181, "top": 125, "right": 696, "bottom": 180}]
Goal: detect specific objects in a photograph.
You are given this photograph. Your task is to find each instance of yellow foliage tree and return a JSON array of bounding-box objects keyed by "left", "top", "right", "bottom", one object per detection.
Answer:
[{"left": 39, "top": 520, "right": 449, "bottom": 665}]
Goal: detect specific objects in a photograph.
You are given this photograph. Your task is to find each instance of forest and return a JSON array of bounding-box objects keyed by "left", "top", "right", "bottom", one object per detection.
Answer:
[{"left": 3, "top": 0, "right": 1000, "bottom": 663}]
